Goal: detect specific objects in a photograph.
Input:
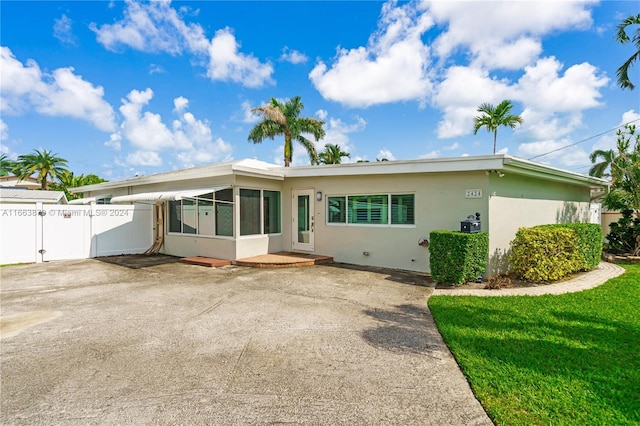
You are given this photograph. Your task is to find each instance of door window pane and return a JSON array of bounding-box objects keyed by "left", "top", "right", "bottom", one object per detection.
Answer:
[{"left": 297, "top": 195, "right": 310, "bottom": 243}]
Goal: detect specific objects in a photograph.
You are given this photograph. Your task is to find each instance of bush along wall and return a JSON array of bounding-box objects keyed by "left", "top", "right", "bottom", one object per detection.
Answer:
[
  {"left": 509, "top": 223, "right": 602, "bottom": 282},
  {"left": 430, "top": 231, "right": 489, "bottom": 285}
]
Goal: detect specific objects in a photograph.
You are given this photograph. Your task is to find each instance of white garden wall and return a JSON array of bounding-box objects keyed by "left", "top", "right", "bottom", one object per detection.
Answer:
[{"left": 0, "top": 203, "right": 153, "bottom": 264}]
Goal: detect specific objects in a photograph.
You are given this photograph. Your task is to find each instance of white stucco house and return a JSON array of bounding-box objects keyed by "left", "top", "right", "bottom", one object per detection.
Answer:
[{"left": 72, "top": 155, "right": 608, "bottom": 274}]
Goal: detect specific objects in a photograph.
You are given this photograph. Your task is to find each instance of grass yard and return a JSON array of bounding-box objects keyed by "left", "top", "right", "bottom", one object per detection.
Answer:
[{"left": 428, "top": 264, "right": 640, "bottom": 425}]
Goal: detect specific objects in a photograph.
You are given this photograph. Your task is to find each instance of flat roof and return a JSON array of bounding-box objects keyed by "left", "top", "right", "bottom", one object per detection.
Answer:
[{"left": 71, "top": 155, "right": 609, "bottom": 194}]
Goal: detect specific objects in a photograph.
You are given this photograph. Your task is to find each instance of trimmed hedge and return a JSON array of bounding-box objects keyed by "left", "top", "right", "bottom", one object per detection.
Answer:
[
  {"left": 430, "top": 231, "right": 489, "bottom": 285},
  {"left": 509, "top": 223, "right": 602, "bottom": 282}
]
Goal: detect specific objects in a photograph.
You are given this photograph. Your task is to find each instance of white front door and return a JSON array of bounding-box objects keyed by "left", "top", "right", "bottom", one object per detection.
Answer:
[{"left": 292, "top": 189, "right": 314, "bottom": 251}]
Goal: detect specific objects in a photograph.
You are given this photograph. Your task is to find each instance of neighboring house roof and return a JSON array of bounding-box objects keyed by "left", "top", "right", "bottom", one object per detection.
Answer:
[
  {"left": 0, "top": 175, "right": 41, "bottom": 189},
  {"left": 0, "top": 188, "right": 68, "bottom": 204},
  {"left": 71, "top": 155, "right": 609, "bottom": 194}
]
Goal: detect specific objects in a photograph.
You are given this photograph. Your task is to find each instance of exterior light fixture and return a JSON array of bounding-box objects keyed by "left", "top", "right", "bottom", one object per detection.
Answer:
[{"left": 316, "top": 191, "right": 322, "bottom": 201}]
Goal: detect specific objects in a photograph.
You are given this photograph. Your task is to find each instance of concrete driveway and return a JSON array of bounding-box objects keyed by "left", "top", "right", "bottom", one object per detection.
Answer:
[{"left": 1, "top": 257, "right": 491, "bottom": 425}]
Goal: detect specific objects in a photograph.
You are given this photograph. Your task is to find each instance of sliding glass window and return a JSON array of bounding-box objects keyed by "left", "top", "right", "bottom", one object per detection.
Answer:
[{"left": 327, "top": 194, "right": 415, "bottom": 226}]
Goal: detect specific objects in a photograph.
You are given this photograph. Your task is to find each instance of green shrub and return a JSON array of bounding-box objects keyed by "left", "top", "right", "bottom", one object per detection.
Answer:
[
  {"left": 605, "top": 209, "right": 640, "bottom": 254},
  {"left": 559, "top": 223, "right": 603, "bottom": 269},
  {"left": 509, "top": 227, "right": 582, "bottom": 282},
  {"left": 430, "top": 231, "right": 488, "bottom": 285}
]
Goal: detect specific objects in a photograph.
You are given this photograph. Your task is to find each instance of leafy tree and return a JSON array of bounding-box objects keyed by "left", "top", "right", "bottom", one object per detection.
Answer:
[
  {"left": 615, "top": 13, "right": 640, "bottom": 90},
  {"left": 13, "top": 149, "right": 69, "bottom": 189},
  {"left": 317, "top": 143, "right": 350, "bottom": 165},
  {"left": 248, "top": 96, "right": 325, "bottom": 166},
  {"left": 473, "top": 100, "right": 523, "bottom": 155},
  {"left": 51, "top": 171, "right": 108, "bottom": 200},
  {"left": 592, "top": 125, "right": 640, "bottom": 255},
  {"left": 0, "top": 154, "right": 14, "bottom": 176}
]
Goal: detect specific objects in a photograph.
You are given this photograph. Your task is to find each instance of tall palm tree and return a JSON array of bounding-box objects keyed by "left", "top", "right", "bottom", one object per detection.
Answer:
[
  {"left": 13, "top": 149, "right": 69, "bottom": 189},
  {"left": 0, "top": 154, "right": 14, "bottom": 176},
  {"left": 588, "top": 148, "right": 616, "bottom": 179},
  {"left": 473, "top": 100, "right": 524, "bottom": 155},
  {"left": 248, "top": 96, "right": 326, "bottom": 166},
  {"left": 616, "top": 13, "right": 640, "bottom": 90},
  {"left": 318, "top": 143, "right": 350, "bottom": 165}
]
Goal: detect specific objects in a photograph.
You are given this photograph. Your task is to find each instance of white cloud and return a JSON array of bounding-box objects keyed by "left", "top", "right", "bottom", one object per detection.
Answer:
[
  {"left": 104, "top": 133, "right": 122, "bottom": 151},
  {"left": 515, "top": 57, "right": 608, "bottom": 113},
  {"left": 126, "top": 150, "right": 162, "bottom": 166},
  {"left": 0, "top": 47, "right": 116, "bottom": 132},
  {"left": 207, "top": 28, "right": 274, "bottom": 88},
  {"left": 429, "top": 1, "right": 594, "bottom": 69},
  {"left": 320, "top": 116, "right": 367, "bottom": 160},
  {"left": 591, "top": 109, "right": 640, "bottom": 152},
  {"left": 173, "top": 96, "right": 189, "bottom": 112},
  {"left": 111, "top": 89, "right": 232, "bottom": 167},
  {"left": 377, "top": 148, "right": 396, "bottom": 161},
  {"left": 90, "top": 0, "right": 274, "bottom": 88},
  {"left": 90, "top": 0, "right": 209, "bottom": 54},
  {"left": 240, "top": 100, "right": 259, "bottom": 123},
  {"left": 419, "top": 150, "right": 440, "bottom": 159},
  {"left": 280, "top": 47, "right": 308, "bottom": 64},
  {"left": 443, "top": 142, "right": 459, "bottom": 151},
  {"left": 149, "top": 64, "right": 166, "bottom": 74},
  {"left": 0, "top": 119, "right": 8, "bottom": 141},
  {"left": 517, "top": 138, "right": 588, "bottom": 167},
  {"left": 310, "top": 1, "right": 434, "bottom": 107},
  {"left": 53, "top": 14, "right": 77, "bottom": 46}
]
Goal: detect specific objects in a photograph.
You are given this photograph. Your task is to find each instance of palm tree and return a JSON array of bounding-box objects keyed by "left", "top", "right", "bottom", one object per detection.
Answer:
[
  {"left": 318, "top": 143, "right": 350, "bottom": 165},
  {"left": 51, "top": 171, "right": 107, "bottom": 200},
  {"left": 473, "top": 100, "right": 524, "bottom": 155},
  {"left": 0, "top": 154, "right": 14, "bottom": 176},
  {"left": 248, "top": 96, "right": 326, "bottom": 166},
  {"left": 615, "top": 13, "right": 640, "bottom": 90},
  {"left": 588, "top": 148, "right": 617, "bottom": 179},
  {"left": 13, "top": 149, "right": 69, "bottom": 189}
]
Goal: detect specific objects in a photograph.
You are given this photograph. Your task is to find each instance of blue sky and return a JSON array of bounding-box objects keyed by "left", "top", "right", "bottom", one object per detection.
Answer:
[{"left": 1, "top": 0, "right": 638, "bottom": 180}]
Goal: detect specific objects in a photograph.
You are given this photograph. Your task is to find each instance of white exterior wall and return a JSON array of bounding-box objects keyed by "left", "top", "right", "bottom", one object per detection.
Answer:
[
  {"left": 487, "top": 196, "right": 591, "bottom": 273},
  {"left": 283, "top": 172, "right": 490, "bottom": 273},
  {"left": 0, "top": 203, "right": 152, "bottom": 264}
]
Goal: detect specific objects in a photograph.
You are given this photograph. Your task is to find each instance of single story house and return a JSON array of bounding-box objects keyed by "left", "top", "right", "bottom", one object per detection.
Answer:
[
  {"left": 0, "top": 175, "right": 41, "bottom": 189},
  {"left": 0, "top": 188, "right": 68, "bottom": 204},
  {"left": 72, "top": 155, "right": 608, "bottom": 274}
]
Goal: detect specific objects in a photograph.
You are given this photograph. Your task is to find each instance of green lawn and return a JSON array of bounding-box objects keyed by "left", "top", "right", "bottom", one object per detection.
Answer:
[{"left": 428, "top": 264, "right": 640, "bottom": 425}]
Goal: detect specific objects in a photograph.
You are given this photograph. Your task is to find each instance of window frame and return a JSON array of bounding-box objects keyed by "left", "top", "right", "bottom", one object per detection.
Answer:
[
  {"left": 166, "top": 189, "right": 235, "bottom": 239},
  {"left": 238, "top": 187, "right": 283, "bottom": 237},
  {"left": 326, "top": 193, "right": 415, "bottom": 228}
]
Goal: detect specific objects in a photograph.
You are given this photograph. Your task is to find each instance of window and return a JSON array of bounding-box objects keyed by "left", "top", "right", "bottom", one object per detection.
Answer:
[
  {"left": 263, "top": 190, "right": 281, "bottom": 234},
  {"left": 327, "top": 194, "right": 414, "bottom": 226},
  {"left": 168, "top": 189, "right": 234, "bottom": 236},
  {"left": 240, "top": 189, "right": 261, "bottom": 236},
  {"left": 391, "top": 194, "right": 415, "bottom": 225},
  {"left": 240, "top": 188, "right": 282, "bottom": 236},
  {"left": 328, "top": 196, "right": 346, "bottom": 223}
]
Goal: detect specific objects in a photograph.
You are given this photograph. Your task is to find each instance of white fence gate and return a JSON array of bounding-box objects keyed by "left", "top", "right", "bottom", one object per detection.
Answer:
[{"left": 0, "top": 203, "right": 153, "bottom": 264}]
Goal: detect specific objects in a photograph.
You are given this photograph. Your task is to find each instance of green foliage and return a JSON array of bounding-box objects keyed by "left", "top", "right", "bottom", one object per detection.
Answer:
[
  {"left": 248, "top": 96, "right": 326, "bottom": 166},
  {"left": 539, "top": 223, "right": 603, "bottom": 270},
  {"left": 430, "top": 231, "right": 488, "bottom": 285},
  {"left": 317, "top": 143, "right": 350, "bottom": 165},
  {"left": 50, "top": 171, "right": 108, "bottom": 201},
  {"left": 0, "top": 154, "right": 14, "bottom": 176},
  {"left": 12, "top": 149, "right": 69, "bottom": 190},
  {"left": 606, "top": 209, "right": 640, "bottom": 254},
  {"left": 429, "top": 264, "right": 640, "bottom": 425},
  {"left": 472, "top": 99, "right": 523, "bottom": 154},
  {"left": 509, "top": 226, "right": 582, "bottom": 282},
  {"left": 615, "top": 13, "right": 640, "bottom": 90}
]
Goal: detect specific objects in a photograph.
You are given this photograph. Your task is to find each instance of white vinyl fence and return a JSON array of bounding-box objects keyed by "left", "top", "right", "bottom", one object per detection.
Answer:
[{"left": 0, "top": 203, "right": 153, "bottom": 264}]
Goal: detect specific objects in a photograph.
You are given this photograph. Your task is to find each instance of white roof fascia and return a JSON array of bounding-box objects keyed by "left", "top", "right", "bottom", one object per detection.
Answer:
[
  {"left": 68, "top": 194, "right": 111, "bottom": 205},
  {"left": 70, "top": 160, "right": 282, "bottom": 194},
  {"left": 282, "top": 155, "right": 506, "bottom": 178},
  {"left": 110, "top": 186, "right": 231, "bottom": 204},
  {"left": 502, "top": 156, "right": 609, "bottom": 189}
]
